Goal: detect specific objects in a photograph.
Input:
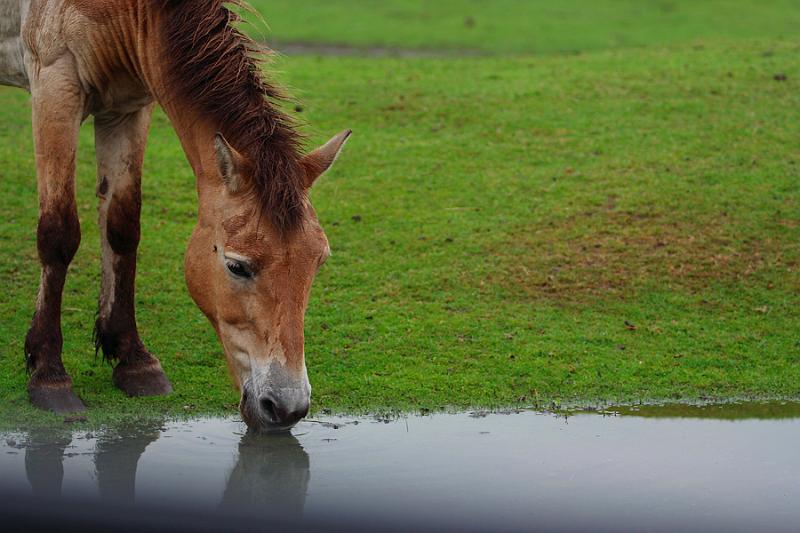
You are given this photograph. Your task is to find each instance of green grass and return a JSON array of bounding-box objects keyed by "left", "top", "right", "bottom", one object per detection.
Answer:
[
  {"left": 251, "top": 0, "right": 800, "bottom": 54},
  {"left": 1, "top": 2, "right": 800, "bottom": 427}
]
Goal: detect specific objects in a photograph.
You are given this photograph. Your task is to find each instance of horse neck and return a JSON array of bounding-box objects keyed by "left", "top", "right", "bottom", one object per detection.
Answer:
[
  {"left": 149, "top": 95, "right": 221, "bottom": 220},
  {"left": 136, "top": 16, "right": 224, "bottom": 218}
]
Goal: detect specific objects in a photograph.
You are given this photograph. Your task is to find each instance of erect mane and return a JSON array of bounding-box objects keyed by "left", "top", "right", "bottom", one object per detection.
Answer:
[{"left": 160, "top": 0, "right": 304, "bottom": 232}]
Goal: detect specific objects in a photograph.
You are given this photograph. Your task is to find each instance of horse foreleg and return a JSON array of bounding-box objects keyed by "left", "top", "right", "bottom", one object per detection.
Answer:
[
  {"left": 93, "top": 105, "right": 172, "bottom": 397},
  {"left": 24, "top": 57, "right": 85, "bottom": 413}
]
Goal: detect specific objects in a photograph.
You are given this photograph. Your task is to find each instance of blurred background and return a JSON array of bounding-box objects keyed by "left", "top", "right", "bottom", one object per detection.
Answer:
[{"left": 251, "top": 0, "right": 800, "bottom": 54}]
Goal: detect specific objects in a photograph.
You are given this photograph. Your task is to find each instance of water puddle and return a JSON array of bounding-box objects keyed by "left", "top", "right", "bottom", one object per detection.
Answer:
[{"left": 1, "top": 402, "right": 799, "bottom": 532}]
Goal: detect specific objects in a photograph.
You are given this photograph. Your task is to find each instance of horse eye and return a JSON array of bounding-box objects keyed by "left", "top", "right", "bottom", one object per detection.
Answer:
[{"left": 226, "top": 260, "right": 252, "bottom": 279}]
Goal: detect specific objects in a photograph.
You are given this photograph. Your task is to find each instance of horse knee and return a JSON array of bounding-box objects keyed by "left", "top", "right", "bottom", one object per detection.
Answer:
[
  {"left": 37, "top": 206, "right": 81, "bottom": 267},
  {"left": 106, "top": 188, "right": 141, "bottom": 255}
]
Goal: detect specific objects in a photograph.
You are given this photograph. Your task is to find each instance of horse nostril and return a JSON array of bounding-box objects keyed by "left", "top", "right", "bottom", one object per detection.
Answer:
[
  {"left": 260, "top": 397, "right": 277, "bottom": 421},
  {"left": 294, "top": 403, "right": 309, "bottom": 420}
]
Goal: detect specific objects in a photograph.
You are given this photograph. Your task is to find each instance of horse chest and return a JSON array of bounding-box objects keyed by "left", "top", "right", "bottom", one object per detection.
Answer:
[{"left": 85, "top": 74, "right": 153, "bottom": 117}]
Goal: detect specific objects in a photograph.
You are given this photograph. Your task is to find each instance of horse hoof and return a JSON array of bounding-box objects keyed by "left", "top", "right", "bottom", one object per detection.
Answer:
[
  {"left": 113, "top": 359, "right": 173, "bottom": 397},
  {"left": 28, "top": 382, "right": 86, "bottom": 414}
]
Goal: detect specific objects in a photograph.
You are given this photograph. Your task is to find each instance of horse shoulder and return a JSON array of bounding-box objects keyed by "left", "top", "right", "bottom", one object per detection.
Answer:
[{"left": 24, "top": 0, "right": 152, "bottom": 115}]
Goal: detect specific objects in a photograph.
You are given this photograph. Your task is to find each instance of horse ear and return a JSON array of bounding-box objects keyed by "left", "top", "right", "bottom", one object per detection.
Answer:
[
  {"left": 214, "top": 133, "right": 246, "bottom": 193},
  {"left": 301, "top": 129, "right": 352, "bottom": 189}
]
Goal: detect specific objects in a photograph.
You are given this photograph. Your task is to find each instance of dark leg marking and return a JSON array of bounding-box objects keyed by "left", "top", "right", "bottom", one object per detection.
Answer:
[
  {"left": 93, "top": 107, "right": 172, "bottom": 397},
  {"left": 25, "top": 166, "right": 85, "bottom": 413}
]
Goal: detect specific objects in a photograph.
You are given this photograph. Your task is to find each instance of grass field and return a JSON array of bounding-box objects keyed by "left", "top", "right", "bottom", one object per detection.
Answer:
[{"left": 1, "top": 1, "right": 799, "bottom": 426}]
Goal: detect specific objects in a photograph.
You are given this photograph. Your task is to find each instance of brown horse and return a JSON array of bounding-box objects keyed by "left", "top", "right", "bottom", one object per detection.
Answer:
[{"left": 0, "top": 0, "right": 350, "bottom": 431}]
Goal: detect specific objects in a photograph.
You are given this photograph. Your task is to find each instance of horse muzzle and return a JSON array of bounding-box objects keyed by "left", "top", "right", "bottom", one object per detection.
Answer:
[{"left": 239, "top": 360, "right": 311, "bottom": 432}]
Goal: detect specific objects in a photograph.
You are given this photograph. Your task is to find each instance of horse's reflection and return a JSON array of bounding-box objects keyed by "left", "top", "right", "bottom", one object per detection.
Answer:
[
  {"left": 94, "top": 421, "right": 163, "bottom": 502},
  {"left": 221, "top": 430, "right": 310, "bottom": 516},
  {"left": 24, "top": 428, "right": 71, "bottom": 498},
  {"left": 23, "top": 422, "right": 310, "bottom": 516}
]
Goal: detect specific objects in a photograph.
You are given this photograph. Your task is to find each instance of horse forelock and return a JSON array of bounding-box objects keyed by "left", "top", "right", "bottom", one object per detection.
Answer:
[{"left": 160, "top": 0, "right": 306, "bottom": 233}]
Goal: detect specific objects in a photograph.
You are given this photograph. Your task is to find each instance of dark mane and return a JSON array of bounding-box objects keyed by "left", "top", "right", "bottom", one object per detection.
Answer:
[{"left": 160, "top": 0, "right": 304, "bottom": 232}]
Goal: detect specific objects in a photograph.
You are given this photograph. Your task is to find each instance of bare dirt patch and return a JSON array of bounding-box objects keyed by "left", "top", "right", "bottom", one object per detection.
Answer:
[{"left": 486, "top": 207, "right": 798, "bottom": 301}]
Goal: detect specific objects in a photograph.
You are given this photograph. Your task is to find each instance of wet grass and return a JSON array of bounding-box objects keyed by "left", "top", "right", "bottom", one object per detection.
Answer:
[
  {"left": 589, "top": 401, "right": 800, "bottom": 420},
  {"left": 1, "top": 7, "right": 800, "bottom": 427}
]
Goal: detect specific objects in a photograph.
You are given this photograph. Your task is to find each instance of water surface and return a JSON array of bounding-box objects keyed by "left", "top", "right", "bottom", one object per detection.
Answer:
[{"left": 1, "top": 403, "right": 799, "bottom": 532}]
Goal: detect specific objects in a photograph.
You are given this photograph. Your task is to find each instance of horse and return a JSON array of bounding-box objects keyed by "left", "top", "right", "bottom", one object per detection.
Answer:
[{"left": 0, "top": 0, "right": 350, "bottom": 432}]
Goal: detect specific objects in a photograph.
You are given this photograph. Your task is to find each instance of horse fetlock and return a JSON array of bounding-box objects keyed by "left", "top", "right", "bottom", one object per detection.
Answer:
[
  {"left": 112, "top": 356, "right": 173, "bottom": 398},
  {"left": 24, "top": 320, "right": 63, "bottom": 372},
  {"left": 28, "top": 364, "right": 71, "bottom": 387},
  {"left": 94, "top": 320, "right": 151, "bottom": 363}
]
